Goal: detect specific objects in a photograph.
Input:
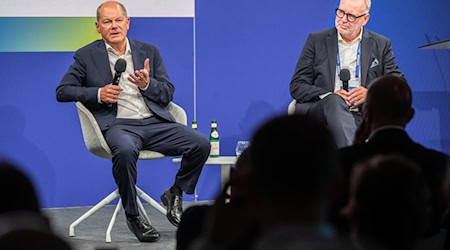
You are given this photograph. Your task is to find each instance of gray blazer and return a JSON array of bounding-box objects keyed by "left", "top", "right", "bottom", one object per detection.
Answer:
[
  {"left": 290, "top": 28, "right": 404, "bottom": 104},
  {"left": 56, "top": 38, "right": 175, "bottom": 131}
]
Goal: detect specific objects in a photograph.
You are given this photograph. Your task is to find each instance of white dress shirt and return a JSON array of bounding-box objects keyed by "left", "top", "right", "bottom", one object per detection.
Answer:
[
  {"left": 334, "top": 28, "right": 363, "bottom": 92},
  {"left": 99, "top": 38, "right": 153, "bottom": 119}
]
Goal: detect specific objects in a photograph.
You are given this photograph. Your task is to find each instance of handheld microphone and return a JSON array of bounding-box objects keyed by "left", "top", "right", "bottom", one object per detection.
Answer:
[
  {"left": 112, "top": 58, "right": 127, "bottom": 85},
  {"left": 339, "top": 69, "right": 350, "bottom": 91}
]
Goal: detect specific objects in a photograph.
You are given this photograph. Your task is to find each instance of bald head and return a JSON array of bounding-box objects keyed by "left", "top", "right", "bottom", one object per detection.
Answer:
[
  {"left": 339, "top": 0, "right": 372, "bottom": 12},
  {"left": 364, "top": 75, "right": 413, "bottom": 127},
  {"left": 97, "top": 1, "right": 127, "bottom": 21}
]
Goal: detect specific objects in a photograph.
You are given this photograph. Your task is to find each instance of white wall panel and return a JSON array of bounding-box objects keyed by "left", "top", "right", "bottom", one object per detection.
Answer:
[{"left": 0, "top": 0, "right": 194, "bottom": 17}]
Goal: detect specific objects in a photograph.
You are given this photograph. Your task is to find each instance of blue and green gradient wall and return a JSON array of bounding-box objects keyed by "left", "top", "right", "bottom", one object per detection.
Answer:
[{"left": 0, "top": 17, "right": 100, "bottom": 52}]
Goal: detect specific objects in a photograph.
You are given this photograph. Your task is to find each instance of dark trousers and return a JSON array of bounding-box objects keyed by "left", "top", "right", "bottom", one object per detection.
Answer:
[
  {"left": 296, "top": 94, "right": 361, "bottom": 147},
  {"left": 104, "top": 116, "right": 210, "bottom": 216}
]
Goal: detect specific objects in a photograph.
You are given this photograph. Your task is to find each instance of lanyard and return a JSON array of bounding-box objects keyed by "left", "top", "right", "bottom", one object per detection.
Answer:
[{"left": 336, "top": 42, "right": 361, "bottom": 79}]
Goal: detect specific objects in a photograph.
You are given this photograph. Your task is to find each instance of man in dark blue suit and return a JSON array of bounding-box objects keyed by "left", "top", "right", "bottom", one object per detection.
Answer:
[
  {"left": 290, "top": 0, "right": 404, "bottom": 147},
  {"left": 56, "top": 1, "right": 210, "bottom": 242}
]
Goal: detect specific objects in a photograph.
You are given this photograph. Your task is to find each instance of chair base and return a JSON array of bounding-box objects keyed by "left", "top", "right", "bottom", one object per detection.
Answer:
[{"left": 69, "top": 186, "right": 166, "bottom": 243}]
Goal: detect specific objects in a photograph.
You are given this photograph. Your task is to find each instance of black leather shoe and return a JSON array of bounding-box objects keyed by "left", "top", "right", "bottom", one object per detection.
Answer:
[
  {"left": 126, "top": 215, "right": 160, "bottom": 242},
  {"left": 161, "top": 189, "right": 183, "bottom": 227}
]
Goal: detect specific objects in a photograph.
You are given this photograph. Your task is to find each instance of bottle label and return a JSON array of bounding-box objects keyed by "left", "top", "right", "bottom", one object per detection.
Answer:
[
  {"left": 210, "top": 131, "right": 219, "bottom": 138},
  {"left": 192, "top": 124, "right": 198, "bottom": 130},
  {"left": 210, "top": 141, "right": 219, "bottom": 157}
]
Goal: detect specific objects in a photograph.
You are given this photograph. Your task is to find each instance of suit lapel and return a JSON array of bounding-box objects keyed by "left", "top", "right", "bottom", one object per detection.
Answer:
[
  {"left": 326, "top": 29, "right": 338, "bottom": 88},
  {"left": 91, "top": 40, "right": 113, "bottom": 85},
  {"left": 361, "top": 30, "right": 373, "bottom": 86},
  {"left": 129, "top": 39, "right": 146, "bottom": 71}
]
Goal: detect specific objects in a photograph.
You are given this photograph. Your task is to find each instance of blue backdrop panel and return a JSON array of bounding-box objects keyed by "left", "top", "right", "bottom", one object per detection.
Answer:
[
  {"left": 196, "top": 0, "right": 450, "bottom": 155},
  {"left": 363, "top": 1, "right": 450, "bottom": 153}
]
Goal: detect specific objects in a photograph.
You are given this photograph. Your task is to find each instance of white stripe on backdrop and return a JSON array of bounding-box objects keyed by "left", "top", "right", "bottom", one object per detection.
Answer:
[{"left": 0, "top": 0, "right": 194, "bottom": 17}]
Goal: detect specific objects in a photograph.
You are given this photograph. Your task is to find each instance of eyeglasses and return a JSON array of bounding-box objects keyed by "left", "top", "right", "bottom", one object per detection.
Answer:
[{"left": 335, "top": 8, "right": 367, "bottom": 23}]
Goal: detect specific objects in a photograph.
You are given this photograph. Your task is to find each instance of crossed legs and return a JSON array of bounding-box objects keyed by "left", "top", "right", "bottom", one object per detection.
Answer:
[
  {"left": 104, "top": 116, "right": 210, "bottom": 218},
  {"left": 297, "top": 94, "right": 361, "bottom": 147}
]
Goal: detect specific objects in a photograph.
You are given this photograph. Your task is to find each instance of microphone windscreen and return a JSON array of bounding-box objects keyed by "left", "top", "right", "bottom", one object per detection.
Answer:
[
  {"left": 339, "top": 69, "right": 350, "bottom": 82},
  {"left": 114, "top": 58, "right": 127, "bottom": 73}
]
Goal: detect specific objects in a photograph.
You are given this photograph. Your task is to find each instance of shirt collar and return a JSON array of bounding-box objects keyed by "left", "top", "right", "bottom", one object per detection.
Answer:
[
  {"left": 366, "top": 125, "right": 404, "bottom": 142},
  {"left": 104, "top": 38, "right": 132, "bottom": 56},
  {"left": 338, "top": 27, "right": 363, "bottom": 45}
]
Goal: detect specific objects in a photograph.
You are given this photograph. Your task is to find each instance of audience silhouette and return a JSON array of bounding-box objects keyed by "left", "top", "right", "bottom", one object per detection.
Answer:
[
  {"left": 335, "top": 75, "right": 449, "bottom": 247},
  {"left": 443, "top": 167, "right": 450, "bottom": 249},
  {"left": 0, "top": 160, "right": 72, "bottom": 250},
  {"left": 249, "top": 114, "right": 339, "bottom": 250},
  {"left": 177, "top": 147, "right": 257, "bottom": 250},
  {"left": 342, "top": 154, "right": 431, "bottom": 250},
  {"left": 188, "top": 114, "right": 342, "bottom": 249}
]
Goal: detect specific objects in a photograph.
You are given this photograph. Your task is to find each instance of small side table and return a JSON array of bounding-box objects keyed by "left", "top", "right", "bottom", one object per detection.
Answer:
[{"left": 172, "top": 156, "right": 237, "bottom": 200}]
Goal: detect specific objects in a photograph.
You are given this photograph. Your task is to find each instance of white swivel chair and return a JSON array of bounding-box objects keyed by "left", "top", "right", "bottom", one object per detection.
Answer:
[
  {"left": 69, "top": 101, "right": 187, "bottom": 242},
  {"left": 288, "top": 100, "right": 297, "bottom": 115}
]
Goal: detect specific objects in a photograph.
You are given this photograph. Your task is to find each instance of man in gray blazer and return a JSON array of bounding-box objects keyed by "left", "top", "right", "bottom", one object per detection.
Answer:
[
  {"left": 290, "top": 0, "right": 403, "bottom": 147},
  {"left": 56, "top": 1, "right": 210, "bottom": 242}
]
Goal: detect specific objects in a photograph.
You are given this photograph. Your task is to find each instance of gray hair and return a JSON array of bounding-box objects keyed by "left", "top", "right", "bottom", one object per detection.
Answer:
[
  {"left": 365, "top": 0, "right": 372, "bottom": 12},
  {"left": 96, "top": 1, "right": 128, "bottom": 21}
]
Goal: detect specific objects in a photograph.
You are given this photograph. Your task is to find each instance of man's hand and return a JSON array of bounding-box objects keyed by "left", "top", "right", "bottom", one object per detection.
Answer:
[
  {"left": 348, "top": 86, "right": 367, "bottom": 107},
  {"left": 128, "top": 58, "right": 150, "bottom": 89},
  {"left": 100, "top": 84, "right": 122, "bottom": 103},
  {"left": 335, "top": 87, "right": 368, "bottom": 108},
  {"left": 335, "top": 89, "right": 351, "bottom": 106}
]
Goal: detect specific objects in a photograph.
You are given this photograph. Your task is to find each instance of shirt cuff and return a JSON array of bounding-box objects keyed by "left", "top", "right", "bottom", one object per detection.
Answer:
[
  {"left": 319, "top": 92, "right": 332, "bottom": 99},
  {"left": 97, "top": 88, "right": 103, "bottom": 103},
  {"left": 139, "top": 82, "right": 149, "bottom": 91}
]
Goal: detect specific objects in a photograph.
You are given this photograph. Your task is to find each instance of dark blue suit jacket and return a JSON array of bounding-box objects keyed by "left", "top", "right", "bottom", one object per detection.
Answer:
[
  {"left": 56, "top": 38, "right": 175, "bottom": 131},
  {"left": 290, "top": 28, "right": 404, "bottom": 107}
]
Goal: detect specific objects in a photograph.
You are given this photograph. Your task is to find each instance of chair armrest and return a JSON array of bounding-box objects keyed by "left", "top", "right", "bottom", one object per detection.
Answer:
[
  {"left": 167, "top": 102, "right": 187, "bottom": 126},
  {"left": 288, "top": 100, "right": 297, "bottom": 115},
  {"left": 76, "top": 102, "right": 112, "bottom": 159}
]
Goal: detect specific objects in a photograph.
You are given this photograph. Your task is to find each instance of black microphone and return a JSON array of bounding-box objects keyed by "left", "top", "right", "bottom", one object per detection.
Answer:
[
  {"left": 112, "top": 58, "right": 127, "bottom": 85},
  {"left": 339, "top": 69, "right": 350, "bottom": 91},
  {"left": 107, "top": 59, "right": 126, "bottom": 108}
]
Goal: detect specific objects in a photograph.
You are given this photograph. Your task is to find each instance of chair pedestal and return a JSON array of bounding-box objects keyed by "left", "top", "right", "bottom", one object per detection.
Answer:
[{"left": 69, "top": 186, "right": 166, "bottom": 243}]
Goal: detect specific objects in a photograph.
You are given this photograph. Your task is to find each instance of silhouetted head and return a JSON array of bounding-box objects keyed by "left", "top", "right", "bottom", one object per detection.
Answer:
[
  {"left": 0, "top": 160, "right": 40, "bottom": 214},
  {"left": 363, "top": 75, "right": 414, "bottom": 128},
  {"left": 444, "top": 166, "right": 450, "bottom": 208},
  {"left": 342, "top": 154, "right": 431, "bottom": 250},
  {"left": 230, "top": 147, "right": 254, "bottom": 201},
  {"left": 250, "top": 114, "right": 337, "bottom": 211},
  {"left": 235, "top": 146, "right": 252, "bottom": 171}
]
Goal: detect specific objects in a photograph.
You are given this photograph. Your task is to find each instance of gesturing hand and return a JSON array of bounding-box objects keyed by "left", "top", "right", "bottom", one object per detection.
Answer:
[
  {"left": 100, "top": 84, "right": 123, "bottom": 103},
  {"left": 128, "top": 58, "right": 150, "bottom": 89}
]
